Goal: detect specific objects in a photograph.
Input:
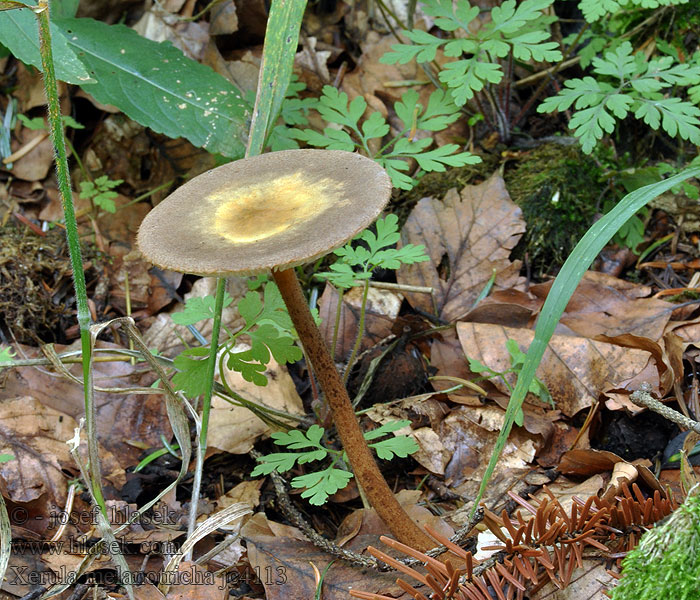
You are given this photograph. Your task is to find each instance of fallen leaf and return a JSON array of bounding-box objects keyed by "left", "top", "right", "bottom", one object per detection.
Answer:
[
  {"left": 1, "top": 342, "right": 173, "bottom": 470},
  {"left": 533, "top": 561, "right": 615, "bottom": 600},
  {"left": 398, "top": 173, "right": 526, "bottom": 321},
  {"left": 457, "top": 322, "right": 653, "bottom": 417},
  {"left": 242, "top": 512, "right": 407, "bottom": 600},
  {"left": 531, "top": 272, "right": 673, "bottom": 340},
  {"left": 164, "top": 561, "right": 226, "bottom": 599},
  {"left": 208, "top": 346, "right": 305, "bottom": 454},
  {"left": 0, "top": 397, "right": 123, "bottom": 511},
  {"left": 440, "top": 405, "right": 540, "bottom": 509},
  {"left": 317, "top": 283, "right": 402, "bottom": 361}
]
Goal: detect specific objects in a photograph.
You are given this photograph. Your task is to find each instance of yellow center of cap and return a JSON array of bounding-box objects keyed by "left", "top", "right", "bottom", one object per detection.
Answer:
[{"left": 211, "top": 172, "right": 345, "bottom": 243}]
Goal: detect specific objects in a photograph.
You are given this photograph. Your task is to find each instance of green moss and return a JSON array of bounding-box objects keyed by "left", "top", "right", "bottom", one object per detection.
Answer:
[
  {"left": 504, "top": 142, "right": 604, "bottom": 277},
  {"left": 610, "top": 491, "right": 700, "bottom": 600}
]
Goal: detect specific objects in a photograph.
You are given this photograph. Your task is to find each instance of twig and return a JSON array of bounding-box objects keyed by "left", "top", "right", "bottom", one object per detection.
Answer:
[{"left": 630, "top": 383, "right": 700, "bottom": 434}]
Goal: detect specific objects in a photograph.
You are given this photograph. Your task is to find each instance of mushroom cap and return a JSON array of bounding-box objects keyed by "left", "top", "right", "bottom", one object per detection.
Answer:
[{"left": 137, "top": 149, "right": 392, "bottom": 276}]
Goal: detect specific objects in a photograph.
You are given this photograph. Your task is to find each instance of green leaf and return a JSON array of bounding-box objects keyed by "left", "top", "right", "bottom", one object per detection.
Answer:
[
  {"left": 18, "top": 114, "right": 45, "bottom": 130},
  {"left": 376, "top": 156, "right": 415, "bottom": 190},
  {"left": 363, "top": 419, "right": 412, "bottom": 441},
  {"left": 413, "top": 144, "right": 481, "bottom": 172},
  {"left": 292, "top": 126, "right": 355, "bottom": 151},
  {"left": 468, "top": 356, "right": 494, "bottom": 375},
  {"left": 380, "top": 29, "right": 445, "bottom": 65},
  {"left": 370, "top": 435, "right": 419, "bottom": 460},
  {"left": 418, "top": 89, "right": 462, "bottom": 131},
  {"left": 247, "top": 0, "right": 306, "bottom": 156},
  {"left": 0, "top": 7, "right": 94, "bottom": 84},
  {"left": 248, "top": 323, "right": 302, "bottom": 366},
  {"left": 172, "top": 346, "right": 211, "bottom": 398},
  {"left": 51, "top": 16, "right": 250, "bottom": 158},
  {"left": 172, "top": 292, "right": 234, "bottom": 326},
  {"left": 441, "top": 59, "right": 503, "bottom": 105},
  {"left": 0, "top": 346, "right": 15, "bottom": 363},
  {"left": 272, "top": 424, "right": 325, "bottom": 449},
  {"left": 250, "top": 452, "right": 300, "bottom": 476},
  {"left": 634, "top": 98, "right": 700, "bottom": 144},
  {"left": 361, "top": 111, "right": 390, "bottom": 140},
  {"left": 292, "top": 468, "right": 354, "bottom": 505},
  {"left": 225, "top": 347, "right": 268, "bottom": 386}
]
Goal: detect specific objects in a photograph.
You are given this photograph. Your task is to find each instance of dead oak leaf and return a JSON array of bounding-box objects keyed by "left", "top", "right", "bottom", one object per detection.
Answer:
[
  {"left": 456, "top": 323, "right": 652, "bottom": 417},
  {"left": 0, "top": 396, "right": 123, "bottom": 509},
  {"left": 398, "top": 173, "right": 526, "bottom": 322}
]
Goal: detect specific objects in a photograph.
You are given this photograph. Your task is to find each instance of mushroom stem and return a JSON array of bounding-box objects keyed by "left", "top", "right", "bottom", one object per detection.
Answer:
[{"left": 271, "top": 267, "right": 435, "bottom": 552}]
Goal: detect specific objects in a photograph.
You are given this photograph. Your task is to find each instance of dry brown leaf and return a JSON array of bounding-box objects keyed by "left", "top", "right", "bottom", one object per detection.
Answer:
[
  {"left": 1, "top": 342, "right": 173, "bottom": 470},
  {"left": 457, "top": 322, "right": 653, "bottom": 417},
  {"left": 215, "top": 480, "right": 262, "bottom": 512},
  {"left": 208, "top": 349, "right": 304, "bottom": 454},
  {"left": 8, "top": 128, "right": 54, "bottom": 182},
  {"left": 365, "top": 403, "right": 452, "bottom": 475},
  {"left": 440, "top": 405, "right": 540, "bottom": 511},
  {"left": 143, "top": 277, "right": 248, "bottom": 357},
  {"left": 530, "top": 272, "right": 672, "bottom": 340},
  {"left": 164, "top": 561, "right": 226, "bottom": 599},
  {"left": 317, "top": 283, "right": 402, "bottom": 361},
  {"left": 430, "top": 331, "right": 492, "bottom": 405},
  {"left": 398, "top": 173, "right": 526, "bottom": 322},
  {"left": 0, "top": 397, "right": 123, "bottom": 510},
  {"left": 242, "top": 512, "right": 408, "bottom": 600},
  {"left": 533, "top": 561, "right": 615, "bottom": 600}
]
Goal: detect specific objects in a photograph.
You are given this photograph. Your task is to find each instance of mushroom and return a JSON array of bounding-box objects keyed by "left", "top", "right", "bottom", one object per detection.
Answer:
[{"left": 137, "top": 149, "right": 435, "bottom": 552}]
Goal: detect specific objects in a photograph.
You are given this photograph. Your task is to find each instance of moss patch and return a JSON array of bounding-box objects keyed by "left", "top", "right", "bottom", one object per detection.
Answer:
[
  {"left": 0, "top": 225, "right": 102, "bottom": 343},
  {"left": 504, "top": 142, "right": 604, "bottom": 277}
]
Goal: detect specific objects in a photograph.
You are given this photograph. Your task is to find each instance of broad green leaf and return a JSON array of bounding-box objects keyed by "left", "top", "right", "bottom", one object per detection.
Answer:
[
  {"left": 172, "top": 293, "right": 234, "bottom": 326},
  {"left": 52, "top": 16, "right": 249, "bottom": 158},
  {"left": 0, "top": 7, "right": 93, "bottom": 84}
]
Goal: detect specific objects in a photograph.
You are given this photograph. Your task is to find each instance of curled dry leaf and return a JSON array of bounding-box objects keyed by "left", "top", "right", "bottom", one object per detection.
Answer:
[
  {"left": 398, "top": 173, "right": 526, "bottom": 322},
  {"left": 530, "top": 271, "right": 673, "bottom": 340},
  {"left": 456, "top": 322, "right": 653, "bottom": 417},
  {"left": 0, "top": 396, "right": 123, "bottom": 509}
]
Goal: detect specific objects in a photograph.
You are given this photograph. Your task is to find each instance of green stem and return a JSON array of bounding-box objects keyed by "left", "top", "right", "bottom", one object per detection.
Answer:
[
  {"left": 35, "top": 0, "right": 106, "bottom": 516},
  {"left": 343, "top": 279, "right": 370, "bottom": 384},
  {"left": 186, "top": 277, "right": 226, "bottom": 544}
]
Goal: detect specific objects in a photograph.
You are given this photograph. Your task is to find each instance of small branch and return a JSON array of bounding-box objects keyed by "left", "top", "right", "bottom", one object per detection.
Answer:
[{"left": 630, "top": 383, "right": 700, "bottom": 434}]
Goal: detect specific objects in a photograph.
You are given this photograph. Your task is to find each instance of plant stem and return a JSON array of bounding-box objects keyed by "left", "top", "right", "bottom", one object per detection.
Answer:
[
  {"left": 271, "top": 267, "right": 434, "bottom": 552},
  {"left": 331, "top": 286, "right": 344, "bottom": 360},
  {"left": 186, "top": 277, "right": 226, "bottom": 547},
  {"left": 343, "top": 279, "right": 370, "bottom": 384},
  {"left": 35, "top": 0, "right": 107, "bottom": 517}
]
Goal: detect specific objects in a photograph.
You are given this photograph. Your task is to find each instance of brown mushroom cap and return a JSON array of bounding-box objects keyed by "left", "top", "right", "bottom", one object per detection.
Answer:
[{"left": 137, "top": 149, "right": 392, "bottom": 276}]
